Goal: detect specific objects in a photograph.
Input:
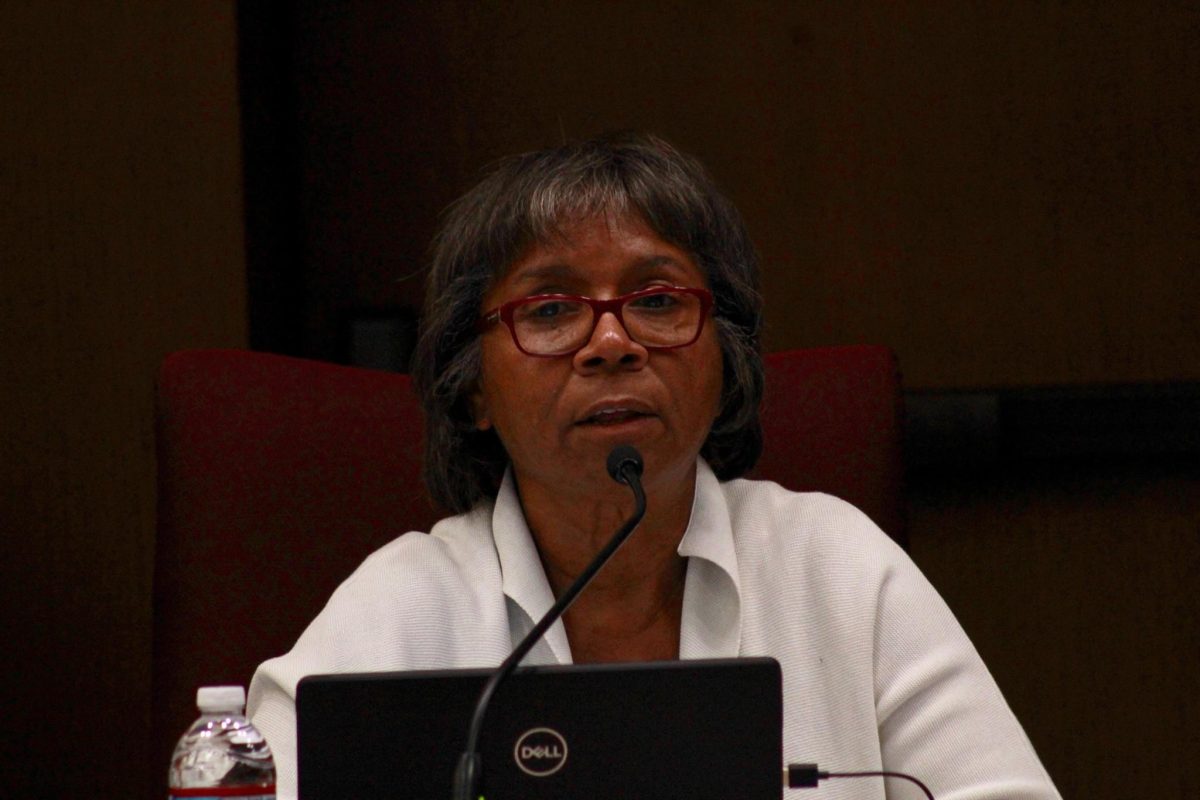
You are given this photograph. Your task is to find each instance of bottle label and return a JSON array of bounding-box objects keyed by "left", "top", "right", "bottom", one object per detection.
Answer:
[{"left": 168, "top": 788, "right": 275, "bottom": 799}]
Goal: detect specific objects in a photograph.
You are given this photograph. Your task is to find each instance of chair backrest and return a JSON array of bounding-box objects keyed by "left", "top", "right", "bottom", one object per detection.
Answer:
[
  {"left": 151, "top": 345, "right": 903, "bottom": 795},
  {"left": 753, "top": 345, "right": 906, "bottom": 542}
]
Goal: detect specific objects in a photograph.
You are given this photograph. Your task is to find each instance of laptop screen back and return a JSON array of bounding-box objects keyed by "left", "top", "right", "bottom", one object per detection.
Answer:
[{"left": 297, "top": 657, "right": 782, "bottom": 800}]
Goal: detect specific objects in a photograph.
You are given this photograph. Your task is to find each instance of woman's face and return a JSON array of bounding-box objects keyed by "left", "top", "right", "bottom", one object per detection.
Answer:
[{"left": 472, "top": 212, "right": 723, "bottom": 501}]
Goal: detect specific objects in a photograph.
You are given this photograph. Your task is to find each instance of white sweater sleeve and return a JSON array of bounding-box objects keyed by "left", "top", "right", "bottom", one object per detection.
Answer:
[
  {"left": 725, "top": 478, "right": 1061, "bottom": 800},
  {"left": 247, "top": 662, "right": 300, "bottom": 800},
  {"left": 247, "top": 518, "right": 512, "bottom": 800},
  {"left": 869, "top": 535, "right": 1061, "bottom": 799}
]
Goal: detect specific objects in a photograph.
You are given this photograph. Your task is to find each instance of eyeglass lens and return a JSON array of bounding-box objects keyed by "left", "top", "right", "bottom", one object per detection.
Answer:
[{"left": 511, "top": 290, "right": 703, "bottom": 355}]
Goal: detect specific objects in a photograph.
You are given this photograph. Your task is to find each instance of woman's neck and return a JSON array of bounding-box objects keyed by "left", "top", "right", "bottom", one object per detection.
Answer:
[{"left": 515, "top": 463, "right": 697, "bottom": 662}]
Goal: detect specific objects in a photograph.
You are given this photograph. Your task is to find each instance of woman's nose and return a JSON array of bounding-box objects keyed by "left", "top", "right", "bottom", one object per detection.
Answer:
[{"left": 573, "top": 311, "right": 649, "bottom": 372}]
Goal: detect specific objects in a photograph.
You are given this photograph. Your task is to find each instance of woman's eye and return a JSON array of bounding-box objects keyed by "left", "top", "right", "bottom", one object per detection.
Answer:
[
  {"left": 519, "top": 299, "right": 582, "bottom": 322},
  {"left": 630, "top": 291, "right": 679, "bottom": 310}
]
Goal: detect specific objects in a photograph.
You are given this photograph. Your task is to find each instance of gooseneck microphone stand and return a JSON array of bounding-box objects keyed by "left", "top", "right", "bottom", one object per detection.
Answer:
[{"left": 452, "top": 445, "right": 647, "bottom": 800}]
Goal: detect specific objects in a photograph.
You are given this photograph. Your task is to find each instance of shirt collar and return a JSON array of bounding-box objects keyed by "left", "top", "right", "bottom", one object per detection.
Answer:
[
  {"left": 492, "top": 468, "right": 574, "bottom": 664},
  {"left": 676, "top": 460, "right": 743, "bottom": 659}
]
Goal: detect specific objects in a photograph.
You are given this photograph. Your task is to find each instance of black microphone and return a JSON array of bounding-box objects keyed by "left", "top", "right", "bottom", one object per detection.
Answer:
[
  {"left": 606, "top": 443, "right": 644, "bottom": 486},
  {"left": 452, "top": 445, "right": 647, "bottom": 800}
]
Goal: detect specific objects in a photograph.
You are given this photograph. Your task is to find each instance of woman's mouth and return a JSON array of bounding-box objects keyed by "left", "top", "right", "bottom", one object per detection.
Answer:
[{"left": 578, "top": 408, "right": 653, "bottom": 426}]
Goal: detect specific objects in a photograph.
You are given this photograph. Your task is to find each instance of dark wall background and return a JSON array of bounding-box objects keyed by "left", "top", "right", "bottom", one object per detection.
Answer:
[
  {"left": 0, "top": 2, "right": 247, "bottom": 797},
  {"left": 262, "top": 2, "right": 1199, "bottom": 388},
  {"left": 2, "top": 2, "right": 1196, "bottom": 797}
]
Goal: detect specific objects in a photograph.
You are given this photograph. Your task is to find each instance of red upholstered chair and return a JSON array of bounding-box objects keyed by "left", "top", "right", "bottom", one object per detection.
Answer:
[
  {"left": 752, "top": 345, "right": 906, "bottom": 542},
  {"left": 151, "top": 345, "right": 903, "bottom": 796}
]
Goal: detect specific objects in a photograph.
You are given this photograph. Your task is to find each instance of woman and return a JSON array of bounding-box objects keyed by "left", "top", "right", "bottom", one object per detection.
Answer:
[{"left": 249, "top": 132, "right": 1060, "bottom": 798}]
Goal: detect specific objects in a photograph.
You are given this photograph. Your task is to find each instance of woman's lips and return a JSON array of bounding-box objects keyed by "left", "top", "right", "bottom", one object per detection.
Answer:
[
  {"left": 578, "top": 408, "right": 653, "bottom": 426},
  {"left": 576, "top": 397, "right": 656, "bottom": 426}
]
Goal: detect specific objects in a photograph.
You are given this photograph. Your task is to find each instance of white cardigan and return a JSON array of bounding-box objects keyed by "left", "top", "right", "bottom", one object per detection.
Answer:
[{"left": 249, "top": 462, "right": 1060, "bottom": 799}]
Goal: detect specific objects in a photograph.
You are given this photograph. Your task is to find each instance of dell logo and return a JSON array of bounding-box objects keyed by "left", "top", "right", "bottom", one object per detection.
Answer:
[{"left": 513, "top": 727, "right": 568, "bottom": 777}]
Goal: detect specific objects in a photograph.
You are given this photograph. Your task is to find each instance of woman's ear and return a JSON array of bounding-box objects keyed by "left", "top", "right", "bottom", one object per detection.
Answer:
[{"left": 470, "top": 385, "right": 492, "bottom": 431}]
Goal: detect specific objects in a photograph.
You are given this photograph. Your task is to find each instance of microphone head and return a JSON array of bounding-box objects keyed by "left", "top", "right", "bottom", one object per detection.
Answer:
[{"left": 606, "top": 445, "right": 644, "bottom": 485}]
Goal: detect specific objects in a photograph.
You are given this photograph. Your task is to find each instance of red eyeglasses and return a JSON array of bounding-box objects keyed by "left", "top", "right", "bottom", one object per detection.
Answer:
[{"left": 478, "top": 286, "right": 714, "bottom": 357}]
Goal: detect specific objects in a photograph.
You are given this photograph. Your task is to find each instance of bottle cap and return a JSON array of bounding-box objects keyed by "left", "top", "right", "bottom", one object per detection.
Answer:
[{"left": 197, "top": 685, "right": 246, "bottom": 712}]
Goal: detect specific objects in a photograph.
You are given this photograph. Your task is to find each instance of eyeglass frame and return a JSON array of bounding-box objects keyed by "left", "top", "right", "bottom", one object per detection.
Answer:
[{"left": 477, "top": 285, "right": 715, "bottom": 358}]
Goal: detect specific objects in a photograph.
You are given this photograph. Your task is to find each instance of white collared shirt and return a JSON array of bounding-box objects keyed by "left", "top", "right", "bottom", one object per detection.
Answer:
[{"left": 249, "top": 462, "right": 1060, "bottom": 799}]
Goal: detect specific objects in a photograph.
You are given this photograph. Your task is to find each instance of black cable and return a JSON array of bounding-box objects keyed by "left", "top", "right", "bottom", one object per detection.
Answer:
[
  {"left": 786, "top": 763, "right": 935, "bottom": 799},
  {"left": 452, "top": 453, "right": 647, "bottom": 800}
]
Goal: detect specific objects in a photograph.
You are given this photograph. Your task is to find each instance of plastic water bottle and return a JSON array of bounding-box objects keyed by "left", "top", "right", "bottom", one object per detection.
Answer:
[{"left": 168, "top": 685, "right": 276, "bottom": 799}]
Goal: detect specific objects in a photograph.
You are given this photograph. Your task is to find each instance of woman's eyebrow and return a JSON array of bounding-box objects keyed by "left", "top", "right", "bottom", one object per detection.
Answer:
[
  {"left": 628, "top": 254, "right": 686, "bottom": 276},
  {"left": 507, "top": 262, "right": 575, "bottom": 289},
  {"left": 507, "top": 253, "right": 691, "bottom": 290}
]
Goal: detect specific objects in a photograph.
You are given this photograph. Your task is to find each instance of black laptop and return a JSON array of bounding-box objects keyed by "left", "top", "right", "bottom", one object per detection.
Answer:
[{"left": 296, "top": 657, "right": 782, "bottom": 800}]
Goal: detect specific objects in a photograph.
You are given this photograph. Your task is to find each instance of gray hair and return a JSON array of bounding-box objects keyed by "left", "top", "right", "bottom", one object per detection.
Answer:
[{"left": 411, "top": 131, "right": 764, "bottom": 513}]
